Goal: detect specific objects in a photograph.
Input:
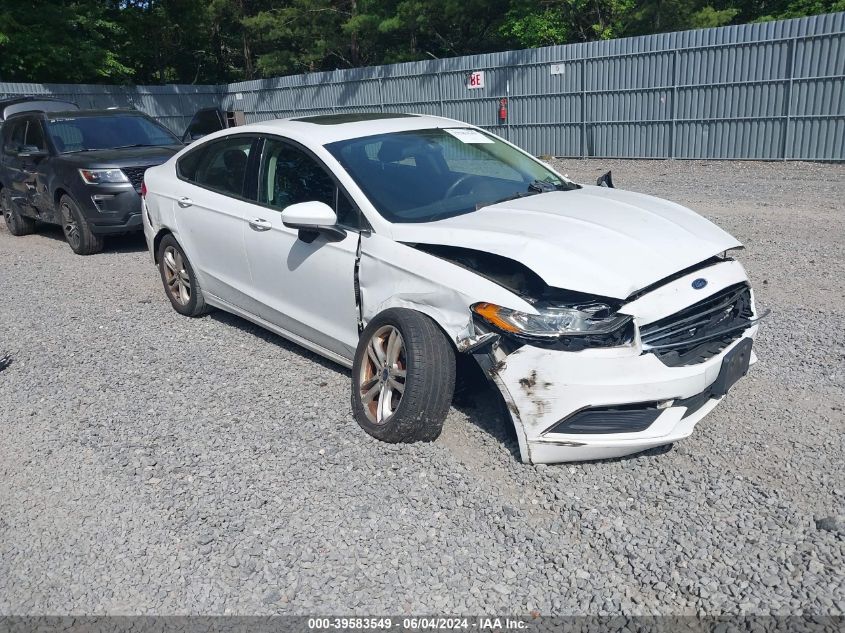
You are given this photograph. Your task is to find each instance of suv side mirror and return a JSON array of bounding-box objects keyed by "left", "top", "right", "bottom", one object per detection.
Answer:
[
  {"left": 281, "top": 201, "right": 346, "bottom": 243},
  {"left": 17, "top": 145, "right": 48, "bottom": 159}
]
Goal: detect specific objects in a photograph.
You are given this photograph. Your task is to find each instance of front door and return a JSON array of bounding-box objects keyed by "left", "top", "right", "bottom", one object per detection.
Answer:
[{"left": 242, "top": 136, "right": 361, "bottom": 359}]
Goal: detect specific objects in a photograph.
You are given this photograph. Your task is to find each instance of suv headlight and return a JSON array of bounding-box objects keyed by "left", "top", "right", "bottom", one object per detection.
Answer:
[
  {"left": 79, "top": 168, "right": 129, "bottom": 185},
  {"left": 472, "top": 301, "right": 633, "bottom": 349}
]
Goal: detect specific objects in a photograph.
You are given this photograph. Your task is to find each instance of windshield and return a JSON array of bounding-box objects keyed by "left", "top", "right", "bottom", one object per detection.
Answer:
[
  {"left": 325, "top": 128, "right": 577, "bottom": 223},
  {"left": 46, "top": 114, "right": 179, "bottom": 153}
]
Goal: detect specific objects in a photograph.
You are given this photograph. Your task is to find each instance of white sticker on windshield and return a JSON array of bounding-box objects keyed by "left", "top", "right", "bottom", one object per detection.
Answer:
[{"left": 444, "top": 128, "right": 494, "bottom": 144}]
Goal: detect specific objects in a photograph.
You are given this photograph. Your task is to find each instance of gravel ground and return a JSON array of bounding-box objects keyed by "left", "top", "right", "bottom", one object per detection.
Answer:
[{"left": 1, "top": 159, "right": 843, "bottom": 616}]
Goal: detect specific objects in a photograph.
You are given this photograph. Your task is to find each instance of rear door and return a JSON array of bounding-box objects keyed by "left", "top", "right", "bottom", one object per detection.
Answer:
[
  {"left": 2, "top": 119, "right": 30, "bottom": 215},
  {"left": 170, "top": 134, "right": 263, "bottom": 314},
  {"left": 21, "top": 117, "right": 53, "bottom": 219}
]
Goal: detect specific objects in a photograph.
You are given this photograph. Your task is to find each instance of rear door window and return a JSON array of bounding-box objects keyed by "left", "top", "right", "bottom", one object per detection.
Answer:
[
  {"left": 3, "top": 120, "right": 25, "bottom": 154},
  {"left": 25, "top": 119, "right": 46, "bottom": 150},
  {"left": 177, "top": 136, "right": 257, "bottom": 199}
]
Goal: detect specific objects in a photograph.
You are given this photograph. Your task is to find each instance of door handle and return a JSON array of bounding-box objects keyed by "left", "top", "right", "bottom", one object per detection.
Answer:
[
  {"left": 177, "top": 197, "right": 193, "bottom": 208},
  {"left": 248, "top": 218, "right": 272, "bottom": 232}
]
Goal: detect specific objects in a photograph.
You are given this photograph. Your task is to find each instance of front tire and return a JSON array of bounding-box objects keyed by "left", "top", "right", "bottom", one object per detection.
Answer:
[
  {"left": 60, "top": 194, "right": 103, "bottom": 255},
  {"left": 352, "top": 308, "right": 456, "bottom": 443},
  {"left": 157, "top": 234, "right": 210, "bottom": 317},
  {"left": 2, "top": 189, "right": 36, "bottom": 236}
]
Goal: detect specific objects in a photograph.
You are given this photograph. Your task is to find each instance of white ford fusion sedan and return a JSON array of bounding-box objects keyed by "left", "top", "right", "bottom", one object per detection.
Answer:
[{"left": 142, "top": 113, "right": 764, "bottom": 464}]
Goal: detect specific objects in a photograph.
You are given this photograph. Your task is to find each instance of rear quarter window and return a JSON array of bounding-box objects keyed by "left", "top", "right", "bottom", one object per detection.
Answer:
[{"left": 177, "top": 145, "right": 205, "bottom": 181}]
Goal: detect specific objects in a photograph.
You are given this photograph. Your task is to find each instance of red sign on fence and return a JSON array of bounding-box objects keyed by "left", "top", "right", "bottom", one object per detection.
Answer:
[{"left": 467, "top": 71, "right": 485, "bottom": 89}]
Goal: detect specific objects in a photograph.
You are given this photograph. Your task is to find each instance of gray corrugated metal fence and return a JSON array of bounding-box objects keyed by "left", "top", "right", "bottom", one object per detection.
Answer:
[{"left": 2, "top": 12, "right": 843, "bottom": 160}]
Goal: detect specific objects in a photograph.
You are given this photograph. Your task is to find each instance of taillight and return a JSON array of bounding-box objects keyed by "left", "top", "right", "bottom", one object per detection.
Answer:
[{"left": 141, "top": 181, "right": 147, "bottom": 198}]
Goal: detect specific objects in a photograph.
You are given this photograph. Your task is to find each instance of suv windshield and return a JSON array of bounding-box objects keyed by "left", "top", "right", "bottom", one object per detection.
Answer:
[
  {"left": 326, "top": 128, "right": 577, "bottom": 223},
  {"left": 46, "top": 114, "right": 179, "bottom": 154}
]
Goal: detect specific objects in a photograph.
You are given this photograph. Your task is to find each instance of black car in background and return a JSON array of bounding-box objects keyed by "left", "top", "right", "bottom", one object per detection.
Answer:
[
  {"left": 0, "top": 109, "right": 182, "bottom": 254},
  {"left": 181, "top": 107, "right": 245, "bottom": 143}
]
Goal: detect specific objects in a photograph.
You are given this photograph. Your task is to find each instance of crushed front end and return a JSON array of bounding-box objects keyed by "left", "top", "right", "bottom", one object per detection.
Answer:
[{"left": 470, "top": 258, "right": 763, "bottom": 464}]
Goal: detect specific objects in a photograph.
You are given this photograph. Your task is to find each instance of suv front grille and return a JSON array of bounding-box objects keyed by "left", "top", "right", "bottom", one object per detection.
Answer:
[
  {"left": 122, "top": 166, "right": 153, "bottom": 192},
  {"left": 640, "top": 282, "right": 753, "bottom": 367}
]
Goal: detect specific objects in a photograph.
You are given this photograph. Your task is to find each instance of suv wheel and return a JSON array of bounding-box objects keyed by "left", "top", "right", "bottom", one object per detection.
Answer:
[
  {"left": 351, "top": 308, "right": 455, "bottom": 443},
  {"left": 157, "top": 234, "right": 210, "bottom": 317},
  {"left": 60, "top": 194, "right": 103, "bottom": 255},
  {"left": 1, "top": 189, "right": 36, "bottom": 236}
]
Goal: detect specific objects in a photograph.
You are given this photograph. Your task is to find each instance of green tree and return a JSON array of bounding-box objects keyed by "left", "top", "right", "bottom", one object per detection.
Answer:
[{"left": 0, "top": 0, "right": 133, "bottom": 83}]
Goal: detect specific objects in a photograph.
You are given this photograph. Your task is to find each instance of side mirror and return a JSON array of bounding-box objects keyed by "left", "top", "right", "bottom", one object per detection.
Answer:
[
  {"left": 281, "top": 201, "right": 346, "bottom": 243},
  {"left": 596, "top": 171, "right": 615, "bottom": 188},
  {"left": 18, "top": 145, "right": 48, "bottom": 159}
]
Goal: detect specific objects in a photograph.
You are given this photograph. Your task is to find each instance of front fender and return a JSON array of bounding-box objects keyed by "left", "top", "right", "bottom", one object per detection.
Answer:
[{"left": 358, "top": 232, "right": 534, "bottom": 344}]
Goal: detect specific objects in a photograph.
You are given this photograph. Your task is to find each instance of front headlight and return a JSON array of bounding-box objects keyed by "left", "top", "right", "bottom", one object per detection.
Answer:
[
  {"left": 78, "top": 168, "right": 130, "bottom": 185},
  {"left": 472, "top": 301, "right": 633, "bottom": 348}
]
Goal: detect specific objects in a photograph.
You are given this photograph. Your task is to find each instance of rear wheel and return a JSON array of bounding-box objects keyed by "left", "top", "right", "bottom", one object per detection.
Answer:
[
  {"left": 352, "top": 308, "right": 455, "bottom": 443},
  {"left": 60, "top": 194, "right": 103, "bottom": 255},
  {"left": 157, "top": 234, "right": 210, "bottom": 317},
  {"left": 1, "top": 189, "right": 36, "bottom": 236}
]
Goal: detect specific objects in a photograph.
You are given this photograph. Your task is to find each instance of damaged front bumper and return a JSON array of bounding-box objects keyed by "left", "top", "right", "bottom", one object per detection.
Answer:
[
  {"left": 475, "top": 259, "right": 760, "bottom": 464},
  {"left": 483, "top": 330, "right": 757, "bottom": 463}
]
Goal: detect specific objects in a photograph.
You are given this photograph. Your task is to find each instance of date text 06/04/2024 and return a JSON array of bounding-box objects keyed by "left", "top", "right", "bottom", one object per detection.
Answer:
[{"left": 307, "top": 617, "right": 530, "bottom": 630}]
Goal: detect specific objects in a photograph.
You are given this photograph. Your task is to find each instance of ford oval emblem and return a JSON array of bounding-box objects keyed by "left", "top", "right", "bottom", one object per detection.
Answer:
[{"left": 692, "top": 278, "right": 708, "bottom": 290}]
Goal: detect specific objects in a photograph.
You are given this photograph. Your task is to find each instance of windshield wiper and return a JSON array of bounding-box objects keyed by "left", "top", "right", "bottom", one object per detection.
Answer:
[
  {"left": 477, "top": 180, "right": 563, "bottom": 210},
  {"left": 111, "top": 143, "right": 160, "bottom": 149},
  {"left": 528, "top": 179, "right": 560, "bottom": 193}
]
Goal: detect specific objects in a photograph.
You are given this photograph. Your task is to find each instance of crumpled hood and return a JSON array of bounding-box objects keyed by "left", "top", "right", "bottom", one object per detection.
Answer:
[{"left": 389, "top": 185, "right": 741, "bottom": 299}]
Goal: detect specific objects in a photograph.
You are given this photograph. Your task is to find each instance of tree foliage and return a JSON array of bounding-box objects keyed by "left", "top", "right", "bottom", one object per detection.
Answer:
[{"left": 0, "top": 0, "right": 840, "bottom": 84}]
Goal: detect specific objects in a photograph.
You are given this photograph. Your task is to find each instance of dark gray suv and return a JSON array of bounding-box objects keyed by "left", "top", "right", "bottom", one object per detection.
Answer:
[{"left": 0, "top": 109, "right": 182, "bottom": 254}]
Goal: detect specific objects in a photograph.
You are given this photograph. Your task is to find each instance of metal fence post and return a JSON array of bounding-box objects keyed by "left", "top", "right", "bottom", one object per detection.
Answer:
[
  {"left": 437, "top": 70, "right": 444, "bottom": 117},
  {"left": 671, "top": 49, "right": 679, "bottom": 159},
  {"left": 781, "top": 37, "right": 797, "bottom": 161},
  {"left": 580, "top": 58, "right": 587, "bottom": 158}
]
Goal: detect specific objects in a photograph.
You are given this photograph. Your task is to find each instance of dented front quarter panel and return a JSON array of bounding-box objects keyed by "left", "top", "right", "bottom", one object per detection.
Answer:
[{"left": 358, "top": 232, "right": 536, "bottom": 341}]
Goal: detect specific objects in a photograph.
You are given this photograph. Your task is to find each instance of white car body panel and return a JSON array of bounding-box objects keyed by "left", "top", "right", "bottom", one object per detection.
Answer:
[
  {"left": 142, "top": 114, "right": 761, "bottom": 464},
  {"left": 388, "top": 186, "right": 741, "bottom": 300}
]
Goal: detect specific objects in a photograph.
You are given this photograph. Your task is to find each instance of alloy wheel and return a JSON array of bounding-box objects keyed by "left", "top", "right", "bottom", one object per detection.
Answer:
[
  {"left": 358, "top": 325, "right": 407, "bottom": 425},
  {"left": 162, "top": 246, "right": 191, "bottom": 306},
  {"left": 61, "top": 202, "right": 81, "bottom": 250}
]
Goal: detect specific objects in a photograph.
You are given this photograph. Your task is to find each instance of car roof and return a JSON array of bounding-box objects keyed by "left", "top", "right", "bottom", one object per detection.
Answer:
[
  {"left": 232, "top": 113, "right": 476, "bottom": 145},
  {"left": 0, "top": 96, "right": 79, "bottom": 120}
]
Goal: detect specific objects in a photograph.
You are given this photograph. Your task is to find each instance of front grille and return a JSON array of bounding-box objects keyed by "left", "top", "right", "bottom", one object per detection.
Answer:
[
  {"left": 640, "top": 282, "right": 753, "bottom": 367},
  {"left": 122, "top": 166, "right": 152, "bottom": 192}
]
